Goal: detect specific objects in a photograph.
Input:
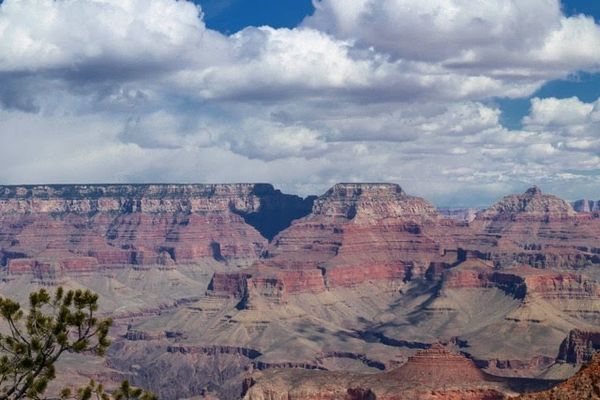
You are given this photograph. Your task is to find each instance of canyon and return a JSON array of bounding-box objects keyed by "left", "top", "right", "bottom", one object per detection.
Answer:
[{"left": 0, "top": 183, "right": 599, "bottom": 399}]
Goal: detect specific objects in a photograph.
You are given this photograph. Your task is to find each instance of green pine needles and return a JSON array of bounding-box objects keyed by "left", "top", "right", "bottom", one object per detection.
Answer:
[{"left": 0, "top": 287, "right": 155, "bottom": 400}]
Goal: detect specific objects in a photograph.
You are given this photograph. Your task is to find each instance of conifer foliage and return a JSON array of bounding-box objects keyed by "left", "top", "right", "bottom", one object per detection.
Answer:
[{"left": 0, "top": 288, "right": 155, "bottom": 400}]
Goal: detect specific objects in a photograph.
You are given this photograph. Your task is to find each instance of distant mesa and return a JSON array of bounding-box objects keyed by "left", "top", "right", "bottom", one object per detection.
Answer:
[
  {"left": 0, "top": 183, "right": 314, "bottom": 277},
  {"left": 479, "top": 186, "right": 575, "bottom": 218},
  {"left": 311, "top": 182, "right": 438, "bottom": 220}
]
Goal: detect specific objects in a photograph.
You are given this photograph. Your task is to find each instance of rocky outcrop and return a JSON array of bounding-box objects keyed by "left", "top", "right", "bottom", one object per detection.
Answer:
[
  {"left": 456, "top": 187, "right": 600, "bottom": 270},
  {"left": 242, "top": 345, "right": 506, "bottom": 400},
  {"left": 557, "top": 330, "right": 600, "bottom": 364},
  {"left": 516, "top": 351, "right": 600, "bottom": 399},
  {"left": 478, "top": 186, "right": 575, "bottom": 219},
  {"left": 440, "top": 261, "right": 600, "bottom": 303},
  {"left": 209, "top": 268, "right": 326, "bottom": 305},
  {"left": 0, "top": 184, "right": 313, "bottom": 281},
  {"left": 310, "top": 183, "right": 437, "bottom": 220}
]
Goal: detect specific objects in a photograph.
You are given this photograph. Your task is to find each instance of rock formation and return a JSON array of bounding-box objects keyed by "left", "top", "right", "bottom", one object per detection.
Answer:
[
  {"left": 558, "top": 330, "right": 600, "bottom": 364},
  {"left": 478, "top": 186, "right": 575, "bottom": 218},
  {"left": 0, "top": 184, "right": 313, "bottom": 283},
  {"left": 0, "top": 183, "right": 598, "bottom": 398},
  {"left": 516, "top": 352, "right": 600, "bottom": 399},
  {"left": 457, "top": 187, "right": 600, "bottom": 270},
  {"left": 389, "top": 344, "right": 490, "bottom": 385},
  {"left": 208, "top": 183, "right": 451, "bottom": 304},
  {"left": 242, "top": 344, "right": 507, "bottom": 400}
]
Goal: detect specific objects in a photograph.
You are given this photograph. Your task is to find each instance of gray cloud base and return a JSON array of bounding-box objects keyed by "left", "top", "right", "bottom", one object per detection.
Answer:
[{"left": 1, "top": 0, "right": 600, "bottom": 206}]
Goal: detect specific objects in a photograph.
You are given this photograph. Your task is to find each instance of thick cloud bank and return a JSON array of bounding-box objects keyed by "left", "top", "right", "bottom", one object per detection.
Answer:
[{"left": 1, "top": 0, "right": 600, "bottom": 205}]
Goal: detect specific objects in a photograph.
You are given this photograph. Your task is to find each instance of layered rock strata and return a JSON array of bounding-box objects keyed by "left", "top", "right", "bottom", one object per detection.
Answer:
[
  {"left": 457, "top": 187, "right": 600, "bottom": 270},
  {"left": 1, "top": 183, "right": 600, "bottom": 398},
  {"left": 242, "top": 345, "right": 507, "bottom": 400},
  {"left": 0, "top": 184, "right": 313, "bottom": 281},
  {"left": 558, "top": 330, "right": 600, "bottom": 364},
  {"left": 209, "top": 183, "right": 453, "bottom": 304}
]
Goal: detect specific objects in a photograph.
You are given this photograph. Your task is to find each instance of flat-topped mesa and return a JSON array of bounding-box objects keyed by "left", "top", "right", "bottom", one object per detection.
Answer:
[
  {"left": 262, "top": 183, "right": 445, "bottom": 275},
  {"left": 0, "top": 184, "right": 314, "bottom": 275},
  {"left": 479, "top": 186, "right": 575, "bottom": 220},
  {"left": 0, "top": 183, "right": 277, "bottom": 214},
  {"left": 311, "top": 183, "right": 438, "bottom": 221}
]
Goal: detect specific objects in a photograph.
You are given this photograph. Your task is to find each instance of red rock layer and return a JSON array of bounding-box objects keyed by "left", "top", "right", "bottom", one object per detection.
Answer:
[
  {"left": 267, "top": 183, "right": 441, "bottom": 266},
  {"left": 211, "top": 183, "right": 454, "bottom": 300},
  {"left": 558, "top": 329, "right": 600, "bottom": 364},
  {"left": 242, "top": 345, "right": 506, "bottom": 400},
  {"left": 457, "top": 187, "right": 600, "bottom": 270},
  {"left": 389, "top": 344, "right": 488, "bottom": 386},
  {"left": 439, "top": 261, "right": 600, "bottom": 302},
  {"left": 209, "top": 185, "right": 600, "bottom": 306},
  {"left": 0, "top": 184, "right": 311, "bottom": 279}
]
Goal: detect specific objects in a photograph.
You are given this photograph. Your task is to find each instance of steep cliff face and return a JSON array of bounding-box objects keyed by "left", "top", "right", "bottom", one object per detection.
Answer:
[
  {"left": 0, "top": 184, "right": 313, "bottom": 279},
  {"left": 210, "top": 183, "right": 449, "bottom": 302},
  {"left": 3, "top": 183, "right": 600, "bottom": 399},
  {"left": 275, "top": 183, "right": 442, "bottom": 268},
  {"left": 558, "top": 330, "right": 600, "bottom": 364},
  {"left": 310, "top": 183, "right": 437, "bottom": 220},
  {"left": 458, "top": 187, "right": 600, "bottom": 270}
]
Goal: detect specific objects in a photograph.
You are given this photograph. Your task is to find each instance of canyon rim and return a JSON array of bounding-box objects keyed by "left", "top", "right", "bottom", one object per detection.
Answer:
[{"left": 2, "top": 0, "right": 600, "bottom": 398}]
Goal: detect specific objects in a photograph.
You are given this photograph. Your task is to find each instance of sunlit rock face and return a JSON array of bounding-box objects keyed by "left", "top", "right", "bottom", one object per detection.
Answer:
[
  {"left": 455, "top": 187, "right": 600, "bottom": 270},
  {"left": 2, "top": 183, "right": 600, "bottom": 399},
  {"left": 478, "top": 186, "right": 575, "bottom": 219},
  {"left": 0, "top": 184, "right": 314, "bottom": 282},
  {"left": 242, "top": 345, "right": 507, "bottom": 400},
  {"left": 209, "top": 183, "right": 450, "bottom": 304}
]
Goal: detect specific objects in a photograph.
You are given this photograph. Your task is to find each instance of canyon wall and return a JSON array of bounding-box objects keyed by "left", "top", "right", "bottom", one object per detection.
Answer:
[
  {"left": 1, "top": 183, "right": 600, "bottom": 398},
  {"left": 0, "top": 184, "right": 313, "bottom": 280}
]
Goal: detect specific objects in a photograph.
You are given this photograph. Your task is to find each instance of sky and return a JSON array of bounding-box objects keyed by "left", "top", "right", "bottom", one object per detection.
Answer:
[{"left": 1, "top": 0, "right": 600, "bottom": 206}]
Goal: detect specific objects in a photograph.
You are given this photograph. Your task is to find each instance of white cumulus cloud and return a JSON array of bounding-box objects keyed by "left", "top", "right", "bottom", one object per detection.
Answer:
[{"left": 1, "top": 0, "right": 600, "bottom": 205}]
